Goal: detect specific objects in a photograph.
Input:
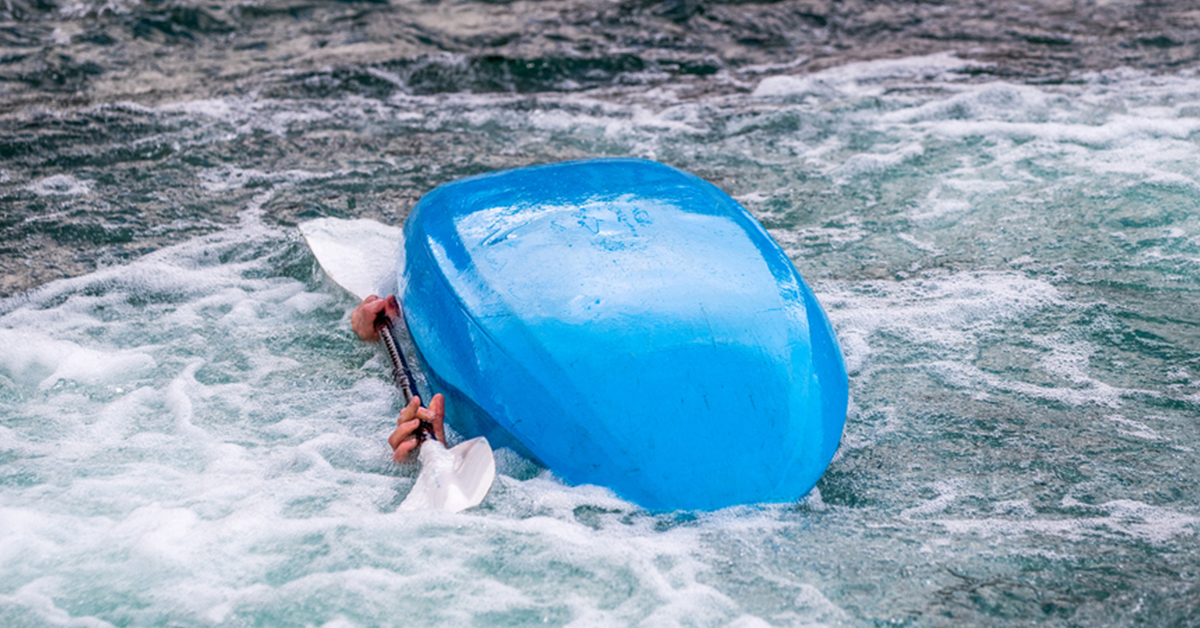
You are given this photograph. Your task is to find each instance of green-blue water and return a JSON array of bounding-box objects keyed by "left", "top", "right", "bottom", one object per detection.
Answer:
[{"left": 2, "top": 3, "right": 1199, "bottom": 624}]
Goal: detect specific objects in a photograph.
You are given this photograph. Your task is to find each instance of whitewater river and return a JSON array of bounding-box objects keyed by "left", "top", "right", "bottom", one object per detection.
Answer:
[{"left": 2, "top": 1, "right": 1199, "bottom": 625}]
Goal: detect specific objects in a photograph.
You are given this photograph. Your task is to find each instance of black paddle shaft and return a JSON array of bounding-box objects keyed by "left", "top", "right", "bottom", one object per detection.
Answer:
[{"left": 375, "top": 313, "right": 436, "bottom": 443}]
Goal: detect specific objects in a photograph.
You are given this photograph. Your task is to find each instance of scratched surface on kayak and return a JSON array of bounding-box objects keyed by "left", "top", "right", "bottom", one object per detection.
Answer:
[{"left": 400, "top": 159, "right": 847, "bottom": 511}]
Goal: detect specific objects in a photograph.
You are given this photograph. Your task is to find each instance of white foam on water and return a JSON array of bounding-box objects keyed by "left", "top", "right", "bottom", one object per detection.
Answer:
[
  {"left": 1106, "top": 415, "right": 1163, "bottom": 441},
  {"left": 197, "top": 164, "right": 347, "bottom": 193},
  {"left": 0, "top": 328, "right": 157, "bottom": 390},
  {"left": 818, "top": 271, "right": 1064, "bottom": 364},
  {"left": 159, "top": 97, "right": 239, "bottom": 120},
  {"left": 931, "top": 116, "right": 1200, "bottom": 152},
  {"left": 929, "top": 498, "right": 1199, "bottom": 546},
  {"left": 113, "top": 54, "right": 1200, "bottom": 223},
  {"left": 922, "top": 359, "right": 1138, "bottom": 408},
  {"left": 879, "top": 81, "right": 1062, "bottom": 125},
  {"left": 835, "top": 404, "right": 900, "bottom": 452},
  {"left": 894, "top": 232, "right": 942, "bottom": 255},
  {"left": 752, "top": 52, "right": 984, "bottom": 99},
  {"left": 735, "top": 56, "right": 810, "bottom": 76},
  {"left": 57, "top": 0, "right": 136, "bottom": 18},
  {"left": 899, "top": 481, "right": 1198, "bottom": 548},
  {"left": 829, "top": 142, "right": 925, "bottom": 183},
  {"left": 0, "top": 201, "right": 853, "bottom": 626},
  {"left": 815, "top": 269, "right": 1171, "bottom": 412},
  {"left": 7, "top": 57, "right": 1200, "bottom": 626},
  {"left": 899, "top": 480, "right": 969, "bottom": 519},
  {"left": 25, "top": 174, "right": 93, "bottom": 197},
  {"left": 769, "top": 223, "right": 870, "bottom": 252}
]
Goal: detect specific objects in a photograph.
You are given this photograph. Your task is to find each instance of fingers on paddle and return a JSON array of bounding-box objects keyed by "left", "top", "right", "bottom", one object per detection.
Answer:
[
  {"left": 393, "top": 435, "right": 418, "bottom": 461},
  {"left": 364, "top": 294, "right": 398, "bottom": 320},
  {"left": 429, "top": 393, "right": 446, "bottom": 443},
  {"left": 353, "top": 295, "right": 387, "bottom": 341},
  {"left": 387, "top": 394, "right": 446, "bottom": 460},
  {"left": 389, "top": 396, "right": 423, "bottom": 452},
  {"left": 399, "top": 395, "right": 421, "bottom": 421},
  {"left": 389, "top": 418, "right": 421, "bottom": 454}
]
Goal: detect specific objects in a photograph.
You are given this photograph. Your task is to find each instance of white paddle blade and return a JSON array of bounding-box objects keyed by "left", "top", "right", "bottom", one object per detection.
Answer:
[
  {"left": 299, "top": 217, "right": 403, "bottom": 301},
  {"left": 300, "top": 218, "right": 497, "bottom": 513},
  {"left": 398, "top": 437, "right": 497, "bottom": 513}
]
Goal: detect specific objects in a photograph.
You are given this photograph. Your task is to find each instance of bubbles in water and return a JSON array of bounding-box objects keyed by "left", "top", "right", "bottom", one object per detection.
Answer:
[{"left": 3, "top": 57, "right": 1200, "bottom": 626}]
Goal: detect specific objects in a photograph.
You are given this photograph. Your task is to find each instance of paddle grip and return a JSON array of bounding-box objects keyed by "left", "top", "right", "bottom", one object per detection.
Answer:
[{"left": 376, "top": 313, "right": 437, "bottom": 444}]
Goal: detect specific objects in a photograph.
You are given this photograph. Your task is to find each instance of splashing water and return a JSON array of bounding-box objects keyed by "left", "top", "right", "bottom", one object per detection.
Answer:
[{"left": 2, "top": 47, "right": 1199, "bottom": 627}]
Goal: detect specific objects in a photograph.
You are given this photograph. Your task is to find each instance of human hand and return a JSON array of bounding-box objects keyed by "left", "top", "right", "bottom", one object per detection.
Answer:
[
  {"left": 388, "top": 394, "right": 446, "bottom": 462},
  {"left": 351, "top": 294, "right": 400, "bottom": 342}
]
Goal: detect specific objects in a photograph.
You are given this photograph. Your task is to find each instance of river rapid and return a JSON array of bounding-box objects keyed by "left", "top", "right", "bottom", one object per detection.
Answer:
[{"left": 2, "top": 1, "right": 1199, "bottom": 626}]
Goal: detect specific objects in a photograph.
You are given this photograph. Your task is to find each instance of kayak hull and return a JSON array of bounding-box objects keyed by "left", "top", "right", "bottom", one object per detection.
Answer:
[{"left": 400, "top": 159, "right": 847, "bottom": 511}]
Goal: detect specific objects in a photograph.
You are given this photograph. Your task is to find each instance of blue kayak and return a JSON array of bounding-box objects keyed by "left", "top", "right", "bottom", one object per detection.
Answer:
[{"left": 399, "top": 158, "right": 847, "bottom": 511}]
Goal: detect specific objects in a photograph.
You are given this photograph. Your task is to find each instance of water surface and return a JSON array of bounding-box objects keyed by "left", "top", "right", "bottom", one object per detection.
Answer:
[{"left": 2, "top": 1, "right": 1199, "bottom": 625}]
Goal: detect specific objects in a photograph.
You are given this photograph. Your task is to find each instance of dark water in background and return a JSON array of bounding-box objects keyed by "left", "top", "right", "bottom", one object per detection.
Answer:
[
  {"left": 2, "top": 1, "right": 1200, "bottom": 627},
  {"left": 3, "top": 0, "right": 1200, "bottom": 295}
]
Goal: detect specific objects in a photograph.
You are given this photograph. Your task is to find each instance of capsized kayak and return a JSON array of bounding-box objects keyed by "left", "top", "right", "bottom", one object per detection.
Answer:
[{"left": 400, "top": 158, "right": 848, "bottom": 511}]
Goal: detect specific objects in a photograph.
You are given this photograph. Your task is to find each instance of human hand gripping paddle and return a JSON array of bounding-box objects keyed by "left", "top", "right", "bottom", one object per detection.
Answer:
[{"left": 300, "top": 218, "right": 496, "bottom": 513}]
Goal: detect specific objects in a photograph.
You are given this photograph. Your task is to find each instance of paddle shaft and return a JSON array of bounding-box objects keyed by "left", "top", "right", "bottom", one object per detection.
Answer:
[
  {"left": 301, "top": 217, "right": 496, "bottom": 512},
  {"left": 376, "top": 314, "right": 436, "bottom": 443}
]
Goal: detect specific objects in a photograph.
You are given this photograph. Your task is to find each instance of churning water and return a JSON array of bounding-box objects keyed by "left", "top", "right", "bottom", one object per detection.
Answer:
[{"left": 2, "top": 0, "right": 1199, "bottom": 625}]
